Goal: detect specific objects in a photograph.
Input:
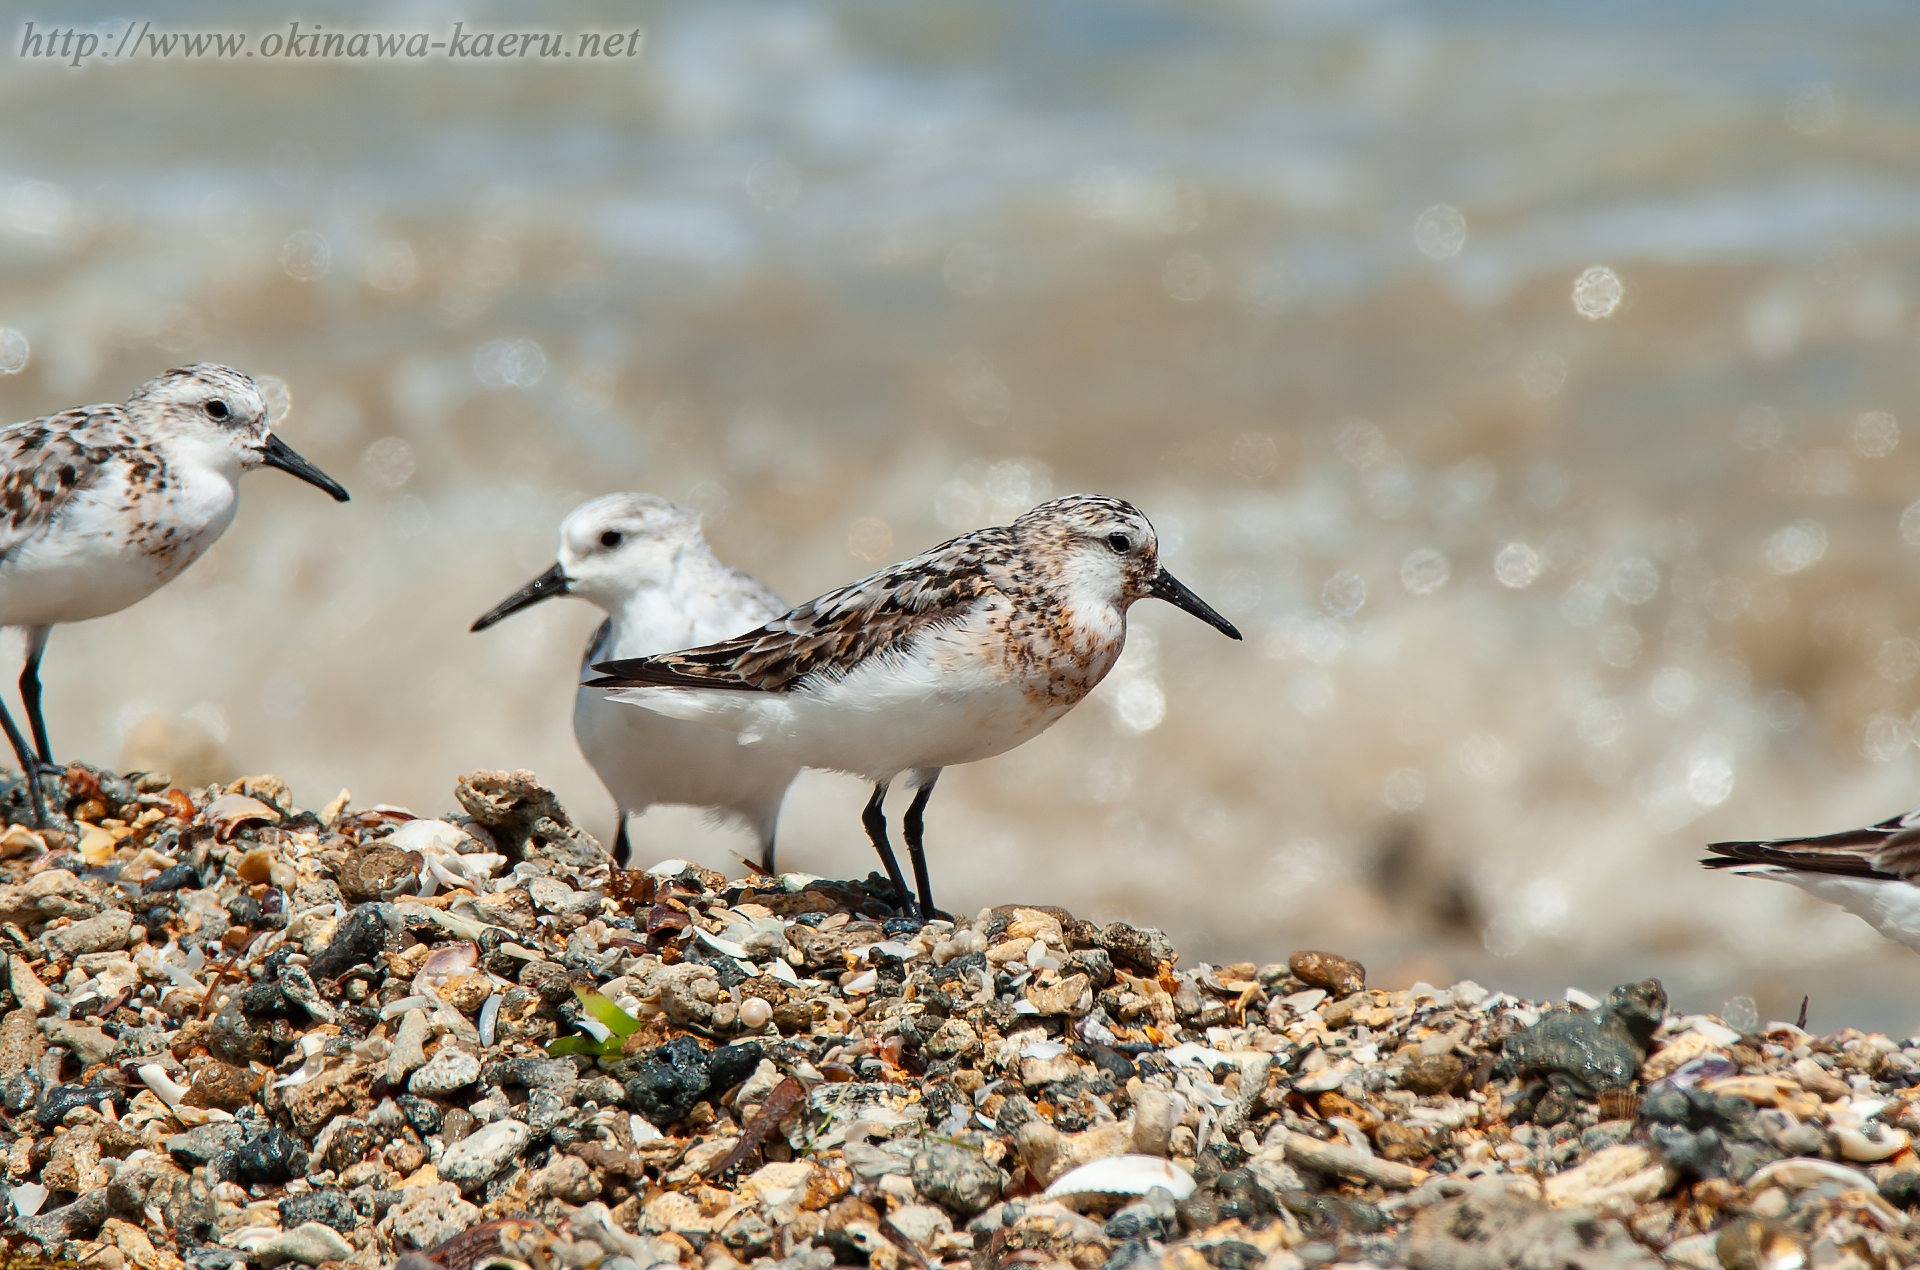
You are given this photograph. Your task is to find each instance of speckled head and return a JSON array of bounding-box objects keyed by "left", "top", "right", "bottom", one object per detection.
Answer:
[
  {"left": 131, "top": 363, "right": 348, "bottom": 502},
  {"left": 1015, "top": 493, "right": 1241, "bottom": 640}
]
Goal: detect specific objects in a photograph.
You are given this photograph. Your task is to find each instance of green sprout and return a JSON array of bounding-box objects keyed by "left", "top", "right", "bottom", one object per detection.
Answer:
[{"left": 545, "top": 986, "right": 643, "bottom": 1058}]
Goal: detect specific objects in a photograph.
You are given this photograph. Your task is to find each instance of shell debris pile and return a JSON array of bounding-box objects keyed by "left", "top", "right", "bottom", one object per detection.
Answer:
[{"left": 2, "top": 766, "right": 1920, "bottom": 1270}]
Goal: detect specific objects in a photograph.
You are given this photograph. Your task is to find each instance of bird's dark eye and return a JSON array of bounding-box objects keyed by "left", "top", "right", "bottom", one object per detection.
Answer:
[
  {"left": 600, "top": 530, "right": 624, "bottom": 549},
  {"left": 204, "top": 400, "right": 230, "bottom": 421},
  {"left": 1106, "top": 533, "right": 1132, "bottom": 554}
]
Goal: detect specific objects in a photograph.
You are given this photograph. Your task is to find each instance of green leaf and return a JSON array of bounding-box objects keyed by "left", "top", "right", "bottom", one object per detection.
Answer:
[
  {"left": 545, "top": 1035, "right": 610, "bottom": 1058},
  {"left": 574, "top": 987, "right": 643, "bottom": 1038}
]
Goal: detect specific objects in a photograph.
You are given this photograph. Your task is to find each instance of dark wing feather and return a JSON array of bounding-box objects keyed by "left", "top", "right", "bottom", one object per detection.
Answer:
[
  {"left": 0, "top": 408, "right": 136, "bottom": 561},
  {"left": 1703, "top": 812, "right": 1920, "bottom": 881},
  {"left": 580, "top": 617, "right": 615, "bottom": 673},
  {"left": 589, "top": 527, "right": 1011, "bottom": 694}
]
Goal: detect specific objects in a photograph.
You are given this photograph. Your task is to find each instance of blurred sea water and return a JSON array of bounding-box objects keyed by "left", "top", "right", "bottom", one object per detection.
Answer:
[{"left": 5, "top": 1, "right": 1920, "bottom": 1027}]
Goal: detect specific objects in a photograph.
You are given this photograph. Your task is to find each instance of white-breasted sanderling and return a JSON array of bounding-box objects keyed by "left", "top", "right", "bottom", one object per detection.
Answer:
[
  {"left": 470, "top": 493, "right": 803, "bottom": 870},
  {"left": 586, "top": 493, "right": 1241, "bottom": 918},
  {"left": 1706, "top": 814, "right": 1920, "bottom": 953},
  {"left": 0, "top": 363, "right": 349, "bottom": 825}
]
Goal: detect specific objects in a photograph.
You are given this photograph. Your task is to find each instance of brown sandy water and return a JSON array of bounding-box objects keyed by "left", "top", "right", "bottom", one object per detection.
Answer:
[{"left": 2, "top": 2, "right": 1919, "bottom": 1027}]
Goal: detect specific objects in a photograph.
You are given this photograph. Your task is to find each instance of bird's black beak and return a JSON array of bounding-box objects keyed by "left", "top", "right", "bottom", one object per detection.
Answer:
[
  {"left": 259, "top": 433, "right": 350, "bottom": 503},
  {"left": 471, "top": 562, "right": 570, "bottom": 632},
  {"left": 1148, "top": 569, "right": 1242, "bottom": 640}
]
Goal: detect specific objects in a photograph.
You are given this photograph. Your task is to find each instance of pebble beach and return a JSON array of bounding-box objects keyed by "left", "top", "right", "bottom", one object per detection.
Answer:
[{"left": 0, "top": 766, "right": 1915, "bottom": 1270}]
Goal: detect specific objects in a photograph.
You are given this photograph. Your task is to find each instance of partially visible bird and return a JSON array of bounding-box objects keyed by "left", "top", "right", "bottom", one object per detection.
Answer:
[
  {"left": 471, "top": 493, "right": 801, "bottom": 870},
  {"left": 0, "top": 363, "right": 349, "bottom": 826},
  {"left": 1705, "top": 811, "right": 1920, "bottom": 952},
  {"left": 587, "top": 493, "right": 1243, "bottom": 919}
]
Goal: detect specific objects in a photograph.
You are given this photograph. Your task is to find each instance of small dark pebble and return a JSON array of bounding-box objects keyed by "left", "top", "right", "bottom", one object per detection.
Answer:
[
  {"left": 309, "top": 902, "right": 395, "bottom": 981},
  {"left": 224, "top": 1126, "right": 309, "bottom": 1186},
  {"left": 280, "top": 1188, "right": 359, "bottom": 1234},
  {"left": 1881, "top": 1171, "right": 1920, "bottom": 1210},
  {"left": 35, "top": 1082, "right": 125, "bottom": 1126},
  {"left": 1639, "top": 1085, "right": 1780, "bottom": 1182},
  {"left": 396, "top": 1094, "right": 445, "bottom": 1134},
  {"left": 1200, "top": 1241, "right": 1264, "bottom": 1270},
  {"left": 143, "top": 862, "right": 203, "bottom": 893}
]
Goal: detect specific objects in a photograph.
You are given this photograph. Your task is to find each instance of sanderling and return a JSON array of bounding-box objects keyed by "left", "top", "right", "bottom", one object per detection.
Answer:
[
  {"left": 1706, "top": 814, "right": 1920, "bottom": 953},
  {"left": 0, "top": 363, "right": 349, "bottom": 825},
  {"left": 470, "top": 493, "right": 803, "bottom": 870},
  {"left": 587, "top": 493, "right": 1241, "bottom": 918}
]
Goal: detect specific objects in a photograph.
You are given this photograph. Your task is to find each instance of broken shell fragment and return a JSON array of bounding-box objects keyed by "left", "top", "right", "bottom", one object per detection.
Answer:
[
  {"left": 136, "top": 1062, "right": 189, "bottom": 1107},
  {"left": 206, "top": 793, "right": 281, "bottom": 841},
  {"left": 1833, "top": 1121, "right": 1909, "bottom": 1162},
  {"left": 1042, "top": 1154, "right": 1195, "bottom": 1203}
]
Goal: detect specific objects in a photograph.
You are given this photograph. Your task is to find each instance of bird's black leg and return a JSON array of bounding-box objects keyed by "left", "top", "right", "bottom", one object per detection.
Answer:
[
  {"left": 612, "top": 810, "right": 632, "bottom": 868},
  {"left": 902, "top": 768, "right": 943, "bottom": 919},
  {"left": 19, "top": 626, "right": 52, "bottom": 770},
  {"left": 0, "top": 699, "right": 46, "bottom": 827},
  {"left": 760, "top": 828, "right": 778, "bottom": 877},
  {"left": 861, "top": 781, "right": 914, "bottom": 913}
]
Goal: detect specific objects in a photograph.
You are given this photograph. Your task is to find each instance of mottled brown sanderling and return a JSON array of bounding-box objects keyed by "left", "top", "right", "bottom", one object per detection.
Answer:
[
  {"left": 0, "top": 363, "right": 348, "bottom": 825},
  {"left": 587, "top": 493, "right": 1241, "bottom": 918},
  {"left": 471, "top": 492, "right": 802, "bottom": 870}
]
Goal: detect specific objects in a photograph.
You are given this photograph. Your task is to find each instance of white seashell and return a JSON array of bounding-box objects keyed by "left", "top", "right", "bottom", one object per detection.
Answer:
[
  {"left": 230, "top": 1226, "right": 285, "bottom": 1252},
  {"left": 386, "top": 819, "right": 471, "bottom": 854},
  {"left": 1163, "top": 1043, "right": 1234, "bottom": 1070},
  {"left": 1835, "top": 1123, "right": 1909, "bottom": 1162},
  {"left": 1746, "top": 1158, "right": 1879, "bottom": 1194},
  {"left": 769, "top": 958, "right": 800, "bottom": 984},
  {"left": 1043, "top": 1155, "right": 1196, "bottom": 1202},
  {"left": 478, "top": 993, "right": 503, "bottom": 1048},
  {"left": 380, "top": 994, "right": 430, "bottom": 1020},
  {"left": 739, "top": 998, "right": 773, "bottom": 1030},
  {"left": 412, "top": 940, "right": 479, "bottom": 997},
  {"left": 646, "top": 858, "right": 695, "bottom": 876},
  {"left": 9, "top": 1181, "right": 48, "bottom": 1217},
  {"left": 1279, "top": 989, "right": 1327, "bottom": 1014},
  {"left": 273, "top": 1034, "right": 329, "bottom": 1088},
  {"left": 1841, "top": 1096, "right": 1890, "bottom": 1124},
  {"left": 137, "top": 1063, "right": 189, "bottom": 1108},
  {"left": 1293, "top": 1064, "right": 1350, "bottom": 1093},
  {"left": 630, "top": 1114, "right": 663, "bottom": 1143},
  {"left": 1022, "top": 1041, "right": 1070, "bottom": 1060},
  {"left": 1564, "top": 987, "right": 1600, "bottom": 1010},
  {"left": 867, "top": 940, "right": 921, "bottom": 961},
  {"left": 1012, "top": 999, "right": 1041, "bottom": 1014},
  {"left": 696, "top": 927, "right": 750, "bottom": 959},
  {"left": 843, "top": 969, "right": 880, "bottom": 995},
  {"left": 205, "top": 793, "right": 280, "bottom": 837},
  {"left": 576, "top": 1016, "right": 614, "bottom": 1043}
]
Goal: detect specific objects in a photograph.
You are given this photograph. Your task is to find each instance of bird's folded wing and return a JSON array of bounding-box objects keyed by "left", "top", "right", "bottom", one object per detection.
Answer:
[
  {"left": 0, "top": 408, "right": 132, "bottom": 560},
  {"left": 1703, "top": 813, "right": 1920, "bottom": 881},
  {"left": 588, "top": 528, "right": 1009, "bottom": 693}
]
